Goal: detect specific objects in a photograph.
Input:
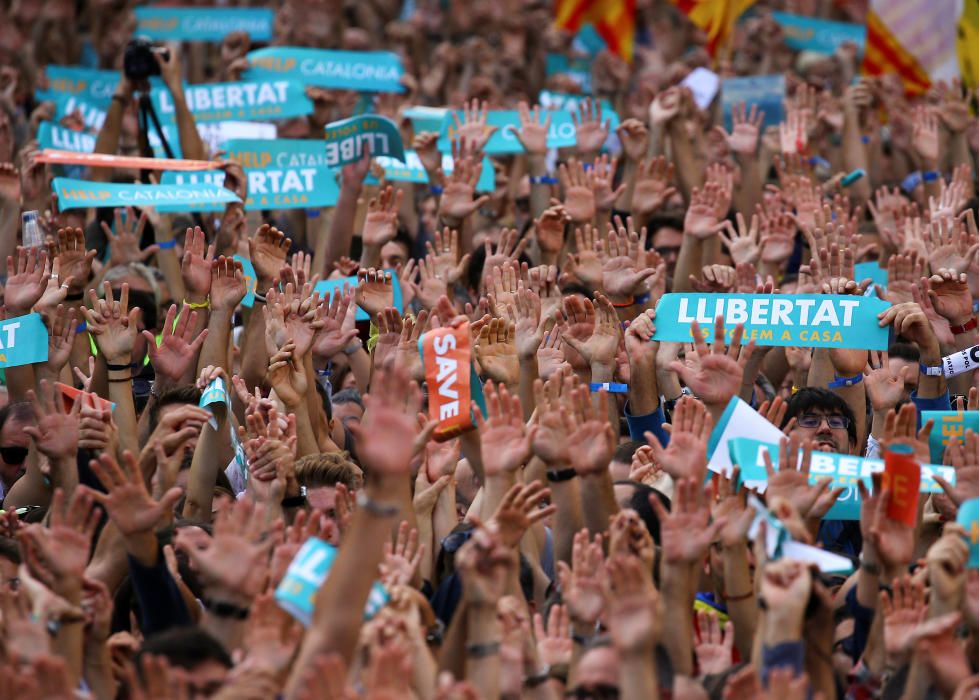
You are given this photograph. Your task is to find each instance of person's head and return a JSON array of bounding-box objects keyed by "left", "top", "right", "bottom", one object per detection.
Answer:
[
  {"left": 295, "top": 453, "right": 363, "bottom": 539},
  {"left": 419, "top": 195, "right": 439, "bottom": 234},
  {"left": 609, "top": 440, "right": 643, "bottom": 482},
  {"left": 380, "top": 228, "right": 413, "bottom": 270},
  {"left": 137, "top": 627, "right": 231, "bottom": 698},
  {"left": 782, "top": 387, "right": 857, "bottom": 453},
  {"left": 149, "top": 386, "right": 204, "bottom": 452},
  {"left": 887, "top": 342, "right": 920, "bottom": 400},
  {"left": 0, "top": 402, "right": 33, "bottom": 488},
  {"left": 647, "top": 215, "right": 685, "bottom": 275},
  {"left": 331, "top": 388, "right": 365, "bottom": 428},
  {"left": 570, "top": 644, "right": 620, "bottom": 698},
  {"left": 0, "top": 536, "right": 20, "bottom": 592}
]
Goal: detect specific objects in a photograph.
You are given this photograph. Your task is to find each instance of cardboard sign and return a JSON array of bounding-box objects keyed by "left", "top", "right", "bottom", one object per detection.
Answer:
[
  {"left": 706, "top": 396, "right": 787, "bottom": 477},
  {"left": 957, "top": 498, "right": 979, "bottom": 568},
  {"left": 158, "top": 166, "right": 338, "bottom": 211},
  {"left": 855, "top": 261, "right": 887, "bottom": 290},
  {"left": 313, "top": 271, "right": 403, "bottom": 322},
  {"left": 53, "top": 177, "right": 240, "bottom": 211},
  {"left": 544, "top": 53, "right": 592, "bottom": 92},
  {"left": 151, "top": 80, "right": 312, "bottom": 123},
  {"left": 437, "top": 109, "right": 590, "bottom": 155},
  {"left": 38, "top": 122, "right": 95, "bottom": 154},
  {"left": 771, "top": 12, "right": 866, "bottom": 56},
  {"left": 681, "top": 67, "right": 721, "bottom": 110},
  {"left": 39, "top": 151, "right": 216, "bottom": 171},
  {"left": 747, "top": 494, "right": 854, "bottom": 574},
  {"left": 246, "top": 47, "right": 405, "bottom": 93},
  {"left": 322, "top": 114, "right": 406, "bottom": 168},
  {"left": 882, "top": 446, "right": 920, "bottom": 526},
  {"left": 55, "top": 382, "right": 114, "bottom": 414},
  {"left": 652, "top": 293, "right": 891, "bottom": 350},
  {"left": 923, "top": 411, "right": 979, "bottom": 463},
  {"left": 233, "top": 255, "right": 258, "bottom": 308},
  {"left": 199, "top": 376, "right": 247, "bottom": 478},
  {"left": 38, "top": 65, "right": 125, "bottom": 107},
  {"left": 0, "top": 313, "right": 48, "bottom": 368},
  {"left": 372, "top": 151, "right": 496, "bottom": 193},
  {"left": 275, "top": 538, "right": 388, "bottom": 626},
  {"left": 134, "top": 7, "right": 275, "bottom": 42},
  {"left": 419, "top": 323, "right": 483, "bottom": 441},
  {"left": 53, "top": 94, "right": 107, "bottom": 130}
]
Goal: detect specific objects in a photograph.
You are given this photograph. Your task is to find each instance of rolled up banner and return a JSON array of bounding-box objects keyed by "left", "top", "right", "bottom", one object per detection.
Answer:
[
  {"left": 419, "top": 322, "right": 486, "bottom": 442},
  {"left": 38, "top": 150, "right": 217, "bottom": 171},
  {"left": 934, "top": 344, "right": 979, "bottom": 378}
]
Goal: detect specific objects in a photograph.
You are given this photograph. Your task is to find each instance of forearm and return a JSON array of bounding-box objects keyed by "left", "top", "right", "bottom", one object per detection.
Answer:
[
  {"left": 5, "top": 363, "right": 35, "bottom": 404},
  {"left": 620, "top": 652, "right": 659, "bottom": 700},
  {"left": 83, "top": 644, "right": 116, "bottom": 700},
  {"left": 239, "top": 307, "right": 269, "bottom": 390},
  {"left": 842, "top": 105, "right": 872, "bottom": 203},
  {"left": 181, "top": 422, "right": 225, "bottom": 521},
  {"left": 107, "top": 368, "right": 140, "bottom": 456},
  {"left": 660, "top": 564, "right": 695, "bottom": 676},
  {"left": 673, "top": 236, "right": 701, "bottom": 293},
  {"left": 93, "top": 97, "right": 125, "bottom": 159},
  {"left": 948, "top": 133, "right": 975, "bottom": 195},
  {"left": 465, "top": 604, "right": 502, "bottom": 700},
  {"left": 628, "top": 356, "right": 659, "bottom": 416},
  {"left": 733, "top": 155, "right": 762, "bottom": 217},
  {"left": 518, "top": 357, "right": 538, "bottom": 421},
  {"left": 722, "top": 543, "right": 757, "bottom": 659},
  {"left": 2, "top": 452, "right": 50, "bottom": 510},
  {"left": 528, "top": 154, "right": 552, "bottom": 221},
  {"left": 667, "top": 121, "right": 702, "bottom": 199},
  {"left": 347, "top": 347, "right": 371, "bottom": 394},
  {"left": 579, "top": 472, "right": 618, "bottom": 537},
  {"left": 168, "top": 86, "right": 207, "bottom": 161},
  {"left": 616, "top": 159, "right": 638, "bottom": 213},
  {"left": 322, "top": 185, "right": 361, "bottom": 277},
  {"left": 198, "top": 310, "right": 234, "bottom": 376},
  {"left": 52, "top": 611, "right": 85, "bottom": 691},
  {"left": 0, "top": 198, "right": 19, "bottom": 264}
]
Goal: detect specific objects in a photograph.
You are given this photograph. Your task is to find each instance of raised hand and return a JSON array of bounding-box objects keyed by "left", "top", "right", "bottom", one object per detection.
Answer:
[
  {"left": 248, "top": 224, "right": 291, "bottom": 287},
  {"left": 42, "top": 304, "right": 77, "bottom": 377},
  {"left": 89, "top": 451, "right": 182, "bottom": 537},
  {"left": 557, "top": 158, "right": 596, "bottom": 223},
  {"left": 632, "top": 156, "right": 677, "bottom": 218},
  {"left": 209, "top": 255, "right": 246, "bottom": 313},
  {"left": 362, "top": 185, "right": 403, "bottom": 249},
  {"left": 603, "top": 554, "right": 660, "bottom": 654},
  {"left": 534, "top": 205, "right": 571, "bottom": 258},
  {"left": 425, "top": 227, "right": 470, "bottom": 285},
  {"left": 912, "top": 105, "right": 940, "bottom": 168},
  {"left": 615, "top": 118, "right": 649, "bottom": 162},
  {"left": 438, "top": 155, "right": 489, "bottom": 224},
  {"left": 481, "top": 229, "right": 528, "bottom": 286},
  {"left": 474, "top": 317, "right": 519, "bottom": 385},
  {"left": 880, "top": 575, "right": 927, "bottom": 669},
  {"left": 670, "top": 316, "right": 754, "bottom": 407},
  {"left": 51, "top": 227, "right": 96, "bottom": 295},
  {"left": 84, "top": 282, "right": 140, "bottom": 363},
  {"left": 456, "top": 525, "right": 515, "bottom": 605},
  {"left": 926, "top": 268, "right": 973, "bottom": 326},
  {"left": 313, "top": 290, "right": 359, "bottom": 360},
  {"left": 566, "top": 384, "right": 616, "bottom": 477},
  {"left": 563, "top": 294, "right": 621, "bottom": 368},
  {"left": 4, "top": 246, "right": 48, "bottom": 315},
  {"left": 180, "top": 226, "right": 215, "bottom": 301},
  {"left": 571, "top": 97, "right": 610, "bottom": 156},
  {"left": 266, "top": 342, "right": 307, "bottom": 410},
  {"left": 556, "top": 530, "right": 606, "bottom": 626},
  {"left": 144, "top": 304, "right": 207, "bottom": 386},
  {"left": 101, "top": 207, "right": 158, "bottom": 267},
  {"left": 650, "top": 478, "right": 724, "bottom": 564},
  {"left": 601, "top": 226, "right": 658, "bottom": 299},
  {"left": 763, "top": 433, "right": 837, "bottom": 520},
  {"left": 379, "top": 521, "right": 424, "bottom": 588},
  {"left": 714, "top": 102, "right": 764, "bottom": 156},
  {"left": 350, "top": 364, "right": 422, "bottom": 476},
  {"left": 476, "top": 381, "right": 534, "bottom": 476},
  {"left": 18, "top": 488, "right": 99, "bottom": 594},
  {"left": 590, "top": 154, "right": 625, "bottom": 212},
  {"left": 719, "top": 213, "right": 761, "bottom": 266},
  {"left": 508, "top": 286, "right": 547, "bottom": 360},
  {"left": 490, "top": 480, "right": 555, "bottom": 548},
  {"left": 356, "top": 268, "right": 395, "bottom": 318},
  {"left": 511, "top": 101, "right": 550, "bottom": 155},
  {"left": 694, "top": 609, "right": 735, "bottom": 677},
  {"left": 646, "top": 395, "right": 712, "bottom": 481},
  {"left": 684, "top": 184, "right": 728, "bottom": 239},
  {"left": 451, "top": 98, "right": 496, "bottom": 153},
  {"left": 24, "top": 379, "right": 79, "bottom": 465}
]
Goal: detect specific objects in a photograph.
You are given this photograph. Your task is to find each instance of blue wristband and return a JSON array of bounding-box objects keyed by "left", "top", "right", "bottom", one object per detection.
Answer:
[
  {"left": 157, "top": 239, "right": 177, "bottom": 250},
  {"left": 808, "top": 156, "right": 831, "bottom": 170},
  {"left": 429, "top": 185, "right": 444, "bottom": 195},
  {"left": 590, "top": 382, "right": 628, "bottom": 393},
  {"left": 971, "top": 300, "right": 979, "bottom": 313},
  {"left": 529, "top": 175, "right": 559, "bottom": 185},
  {"left": 860, "top": 135, "right": 870, "bottom": 145},
  {"left": 919, "top": 363, "right": 944, "bottom": 377},
  {"left": 828, "top": 374, "right": 863, "bottom": 388},
  {"left": 922, "top": 170, "right": 941, "bottom": 183},
  {"left": 306, "top": 209, "right": 321, "bottom": 218},
  {"left": 75, "top": 321, "right": 87, "bottom": 334},
  {"left": 635, "top": 292, "right": 651, "bottom": 305},
  {"left": 901, "top": 171, "right": 923, "bottom": 193}
]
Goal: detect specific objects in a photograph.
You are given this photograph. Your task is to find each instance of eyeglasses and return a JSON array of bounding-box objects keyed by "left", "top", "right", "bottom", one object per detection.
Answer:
[
  {"left": 797, "top": 414, "right": 849, "bottom": 430},
  {"left": 566, "top": 684, "right": 620, "bottom": 700},
  {"left": 0, "top": 447, "right": 28, "bottom": 465}
]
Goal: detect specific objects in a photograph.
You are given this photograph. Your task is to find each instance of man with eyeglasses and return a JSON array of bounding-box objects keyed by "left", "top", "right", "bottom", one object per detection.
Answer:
[
  {"left": 781, "top": 387, "right": 857, "bottom": 455},
  {"left": 0, "top": 402, "right": 33, "bottom": 504}
]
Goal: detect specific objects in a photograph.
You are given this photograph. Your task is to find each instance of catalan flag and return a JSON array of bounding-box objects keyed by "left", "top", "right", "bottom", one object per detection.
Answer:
[
  {"left": 554, "top": 0, "right": 637, "bottom": 63},
  {"left": 863, "top": 0, "right": 959, "bottom": 94},
  {"left": 670, "top": 0, "right": 757, "bottom": 57}
]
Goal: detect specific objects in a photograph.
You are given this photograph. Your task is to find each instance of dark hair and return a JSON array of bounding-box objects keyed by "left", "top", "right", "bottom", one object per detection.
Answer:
[
  {"left": 888, "top": 342, "right": 920, "bottom": 363},
  {"left": 465, "top": 238, "right": 533, "bottom": 292},
  {"left": 613, "top": 440, "right": 644, "bottom": 464},
  {"left": 644, "top": 214, "right": 686, "bottom": 237},
  {"left": 147, "top": 385, "right": 203, "bottom": 429},
  {"left": 138, "top": 627, "right": 232, "bottom": 671},
  {"left": 331, "top": 388, "right": 364, "bottom": 410},
  {"left": 314, "top": 380, "right": 333, "bottom": 423},
  {"left": 0, "top": 536, "right": 20, "bottom": 564},
  {"left": 782, "top": 387, "right": 857, "bottom": 446},
  {"left": 0, "top": 402, "right": 35, "bottom": 432},
  {"left": 612, "top": 481, "right": 670, "bottom": 544}
]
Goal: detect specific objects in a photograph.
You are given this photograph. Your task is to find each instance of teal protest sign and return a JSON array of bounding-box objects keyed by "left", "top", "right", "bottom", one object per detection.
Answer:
[
  {"left": 233, "top": 255, "right": 258, "bottom": 308},
  {"left": 314, "top": 271, "right": 403, "bottom": 322},
  {"left": 54, "top": 94, "right": 107, "bottom": 130},
  {"left": 276, "top": 538, "right": 388, "bottom": 626},
  {"left": 437, "top": 109, "right": 591, "bottom": 155},
  {"left": 246, "top": 47, "right": 405, "bottom": 92},
  {"left": 922, "top": 411, "right": 979, "bottom": 463},
  {"left": 52, "top": 177, "right": 240, "bottom": 211},
  {"left": 0, "top": 313, "right": 48, "bottom": 369},
  {"left": 402, "top": 106, "right": 448, "bottom": 135},
  {"left": 855, "top": 261, "right": 887, "bottom": 290},
  {"left": 38, "top": 66, "right": 121, "bottom": 107},
  {"left": 151, "top": 80, "right": 312, "bottom": 123},
  {"left": 652, "top": 293, "right": 891, "bottom": 350},
  {"left": 224, "top": 139, "right": 341, "bottom": 209},
  {"left": 322, "top": 114, "right": 405, "bottom": 168},
  {"left": 538, "top": 91, "right": 615, "bottom": 114},
  {"left": 157, "top": 171, "right": 228, "bottom": 213},
  {"left": 134, "top": 7, "right": 274, "bottom": 42},
  {"left": 38, "top": 122, "right": 96, "bottom": 154},
  {"left": 199, "top": 376, "right": 247, "bottom": 479},
  {"left": 721, "top": 75, "right": 785, "bottom": 131},
  {"left": 373, "top": 151, "right": 496, "bottom": 192},
  {"left": 958, "top": 499, "right": 979, "bottom": 568},
  {"left": 771, "top": 12, "right": 866, "bottom": 56},
  {"left": 728, "top": 436, "right": 955, "bottom": 521},
  {"left": 159, "top": 166, "right": 338, "bottom": 211}
]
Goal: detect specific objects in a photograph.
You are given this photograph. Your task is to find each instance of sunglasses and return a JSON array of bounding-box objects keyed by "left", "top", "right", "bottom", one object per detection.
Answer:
[
  {"left": 0, "top": 446, "right": 28, "bottom": 465},
  {"left": 797, "top": 414, "right": 850, "bottom": 430},
  {"left": 566, "top": 685, "right": 620, "bottom": 700}
]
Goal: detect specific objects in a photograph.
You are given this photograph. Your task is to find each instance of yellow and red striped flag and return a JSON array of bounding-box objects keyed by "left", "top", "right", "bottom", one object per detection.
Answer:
[
  {"left": 863, "top": 0, "right": 959, "bottom": 94},
  {"left": 554, "top": 0, "right": 637, "bottom": 63},
  {"left": 670, "top": 0, "right": 756, "bottom": 57}
]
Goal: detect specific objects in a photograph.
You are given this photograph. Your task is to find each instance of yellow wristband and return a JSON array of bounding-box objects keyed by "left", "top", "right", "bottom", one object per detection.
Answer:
[{"left": 183, "top": 298, "right": 210, "bottom": 310}]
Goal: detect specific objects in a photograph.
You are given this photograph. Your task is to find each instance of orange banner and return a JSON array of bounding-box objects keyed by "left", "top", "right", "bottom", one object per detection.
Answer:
[
  {"left": 37, "top": 150, "right": 218, "bottom": 171},
  {"left": 882, "top": 446, "right": 920, "bottom": 526},
  {"left": 56, "top": 382, "right": 114, "bottom": 414},
  {"left": 421, "top": 322, "right": 477, "bottom": 442}
]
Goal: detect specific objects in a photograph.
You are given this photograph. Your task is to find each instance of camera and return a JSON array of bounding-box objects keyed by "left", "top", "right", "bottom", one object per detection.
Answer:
[{"left": 123, "top": 38, "right": 168, "bottom": 81}]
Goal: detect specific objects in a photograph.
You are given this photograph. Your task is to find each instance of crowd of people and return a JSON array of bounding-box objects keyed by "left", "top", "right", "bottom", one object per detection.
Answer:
[{"left": 0, "top": 0, "right": 976, "bottom": 698}]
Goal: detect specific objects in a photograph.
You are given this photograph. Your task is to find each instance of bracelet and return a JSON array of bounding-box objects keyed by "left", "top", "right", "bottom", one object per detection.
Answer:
[
  {"left": 922, "top": 170, "right": 941, "bottom": 183},
  {"left": 634, "top": 292, "right": 650, "bottom": 305},
  {"left": 546, "top": 468, "right": 578, "bottom": 483},
  {"left": 589, "top": 382, "right": 628, "bottom": 393},
  {"left": 524, "top": 670, "right": 550, "bottom": 688},
  {"left": 465, "top": 641, "right": 501, "bottom": 658},
  {"left": 901, "top": 171, "right": 923, "bottom": 193},
  {"left": 571, "top": 632, "right": 593, "bottom": 646},
  {"left": 548, "top": 663, "right": 569, "bottom": 685},
  {"left": 972, "top": 300, "right": 979, "bottom": 314},
  {"left": 828, "top": 373, "right": 863, "bottom": 388},
  {"left": 281, "top": 495, "right": 306, "bottom": 508},
  {"left": 203, "top": 597, "right": 250, "bottom": 620},
  {"left": 529, "top": 175, "right": 559, "bottom": 185},
  {"left": 106, "top": 362, "right": 137, "bottom": 371},
  {"left": 343, "top": 338, "right": 363, "bottom": 354},
  {"left": 75, "top": 322, "right": 87, "bottom": 334},
  {"left": 183, "top": 298, "right": 210, "bottom": 310},
  {"left": 156, "top": 238, "right": 177, "bottom": 250},
  {"left": 305, "top": 209, "right": 321, "bottom": 218},
  {"left": 725, "top": 590, "right": 755, "bottom": 602},
  {"left": 252, "top": 292, "right": 267, "bottom": 304},
  {"left": 65, "top": 290, "right": 84, "bottom": 301},
  {"left": 107, "top": 375, "right": 132, "bottom": 382},
  {"left": 111, "top": 94, "right": 128, "bottom": 105},
  {"left": 610, "top": 297, "right": 635, "bottom": 307},
  {"left": 356, "top": 491, "right": 399, "bottom": 517},
  {"left": 950, "top": 317, "right": 978, "bottom": 334},
  {"left": 429, "top": 185, "right": 444, "bottom": 195},
  {"left": 919, "top": 363, "right": 944, "bottom": 377},
  {"left": 859, "top": 554, "right": 881, "bottom": 576}
]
